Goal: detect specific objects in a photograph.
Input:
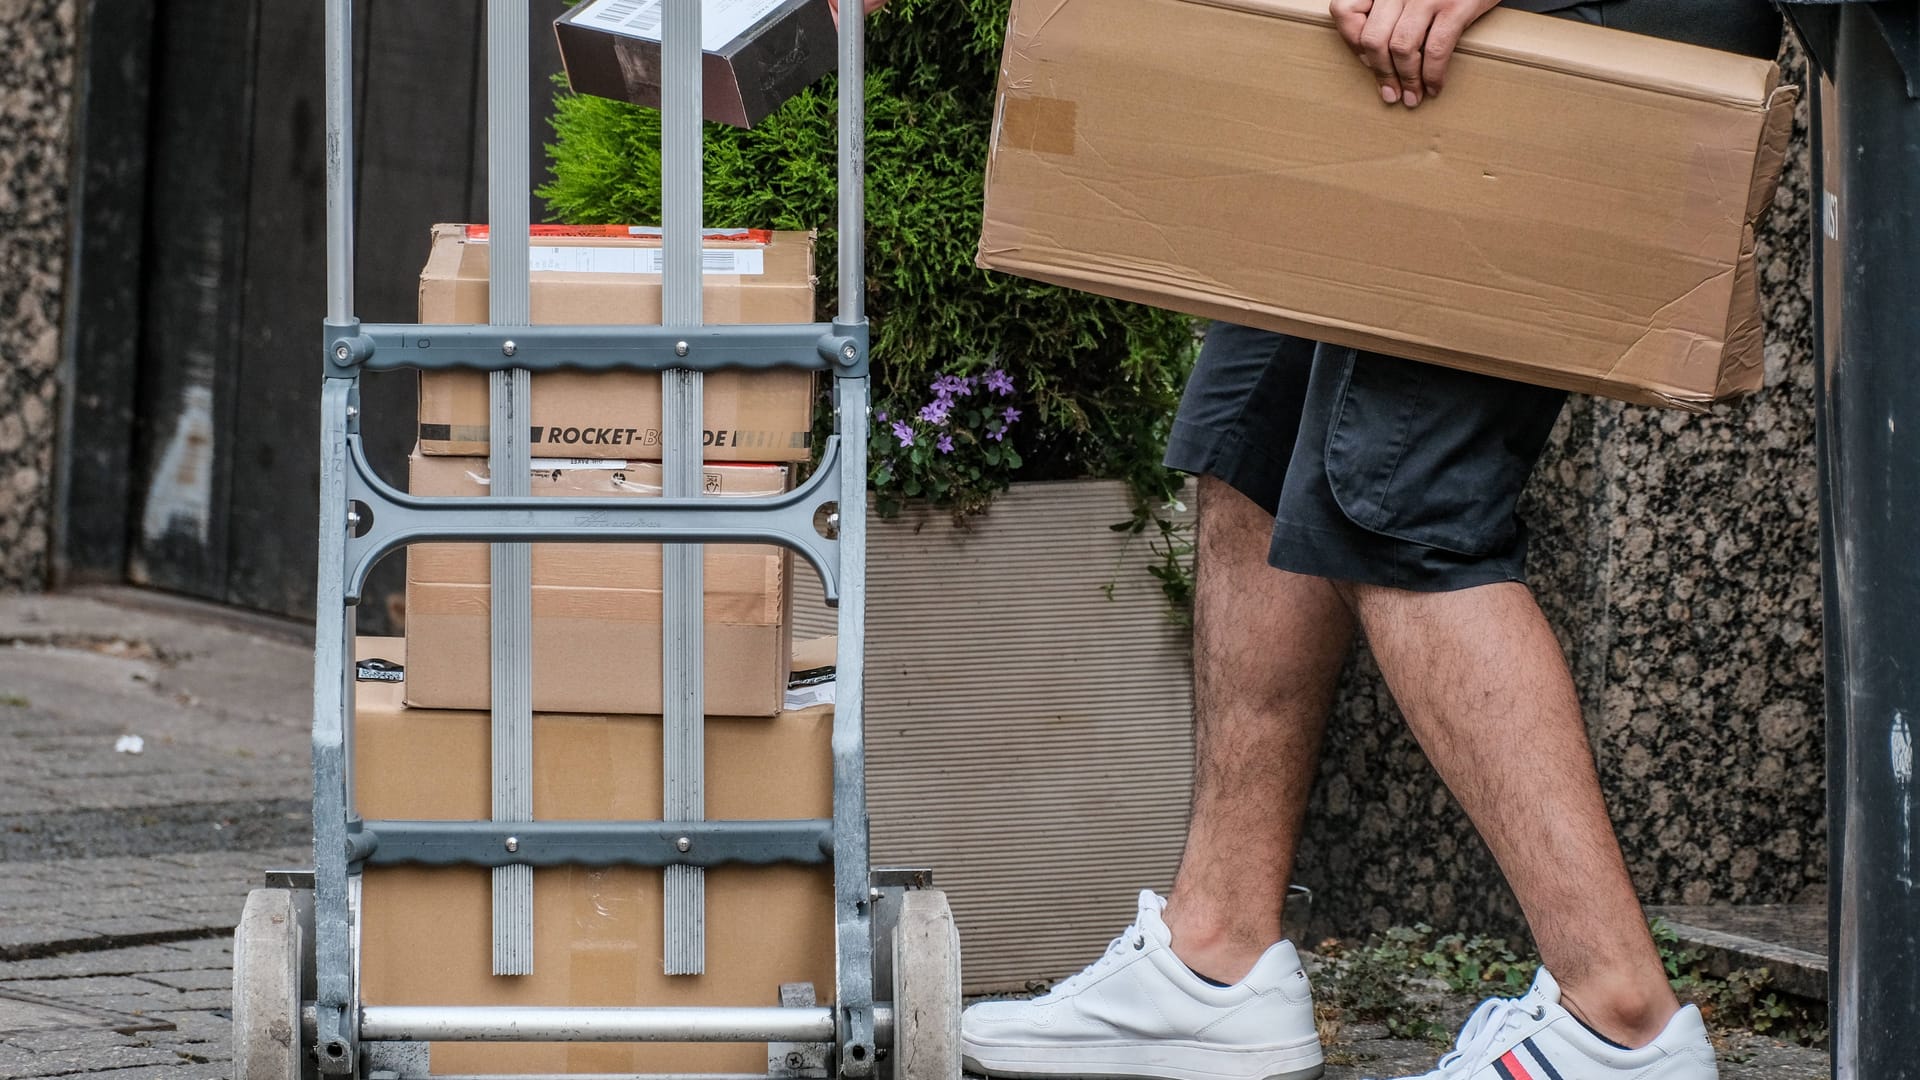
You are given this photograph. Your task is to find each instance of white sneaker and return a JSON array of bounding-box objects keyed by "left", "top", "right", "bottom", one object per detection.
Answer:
[
  {"left": 961, "top": 890, "right": 1324, "bottom": 1080},
  {"left": 1377, "top": 968, "right": 1717, "bottom": 1080}
]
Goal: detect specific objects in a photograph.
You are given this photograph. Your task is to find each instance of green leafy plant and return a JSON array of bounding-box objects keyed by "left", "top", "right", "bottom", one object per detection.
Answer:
[
  {"left": 1317, "top": 922, "right": 1827, "bottom": 1051},
  {"left": 1315, "top": 927, "right": 1451, "bottom": 1043},
  {"left": 1414, "top": 928, "right": 1537, "bottom": 996},
  {"left": 1107, "top": 495, "right": 1195, "bottom": 627},
  {"left": 1650, "top": 919, "right": 1828, "bottom": 1047},
  {"left": 541, "top": 0, "right": 1197, "bottom": 549}
]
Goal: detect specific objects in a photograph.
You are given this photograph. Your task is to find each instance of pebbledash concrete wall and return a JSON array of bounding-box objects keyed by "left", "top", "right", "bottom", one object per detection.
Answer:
[
  {"left": 0, "top": 0, "right": 76, "bottom": 591},
  {"left": 1300, "top": 45, "right": 1825, "bottom": 938}
]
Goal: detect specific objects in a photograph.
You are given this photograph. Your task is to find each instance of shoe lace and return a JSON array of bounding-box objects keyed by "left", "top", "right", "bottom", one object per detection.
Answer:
[
  {"left": 1041, "top": 923, "right": 1150, "bottom": 999},
  {"left": 1423, "top": 995, "right": 1546, "bottom": 1079}
]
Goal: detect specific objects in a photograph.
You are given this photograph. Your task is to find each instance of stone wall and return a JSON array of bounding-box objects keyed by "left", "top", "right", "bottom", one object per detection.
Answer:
[
  {"left": 1298, "top": 45, "right": 1825, "bottom": 937},
  {"left": 0, "top": 0, "right": 77, "bottom": 590}
]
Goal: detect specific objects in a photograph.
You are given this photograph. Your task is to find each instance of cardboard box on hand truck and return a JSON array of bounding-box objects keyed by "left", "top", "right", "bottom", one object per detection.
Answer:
[
  {"left": 403, "top": 452, "right": 794, "bottom": 717},
  {"left": 977, "top": 0, "right": 1798, "bottom": 410},
  {"left": 352, "top": 637, "right": 835, "bottom": 1077},
  {"left": 554, "top": 0, "right": 839, "bottom": 129},
  {"left": 417, "top": 224, "right": 818, "bottom": 460}
]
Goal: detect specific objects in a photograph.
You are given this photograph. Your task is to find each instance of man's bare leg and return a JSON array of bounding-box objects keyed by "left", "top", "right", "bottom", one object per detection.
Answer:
[
  {"left": 1342, "top": 580, "right": 1679, "bottom": 1046},
  {"left": 1163, "top": 476, "right": 1357, "bottom": 983}
]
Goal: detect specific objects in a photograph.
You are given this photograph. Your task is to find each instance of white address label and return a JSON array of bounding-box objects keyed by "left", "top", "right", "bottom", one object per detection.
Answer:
[
  {"left": 527, "top": 245, "right": 766, "bottom": 275},
  {"left": 530, "top": 458, "right": 630, "bottom": 471},
  {"left": 575, "top": 0, "right": 791, "bottom": 53}
]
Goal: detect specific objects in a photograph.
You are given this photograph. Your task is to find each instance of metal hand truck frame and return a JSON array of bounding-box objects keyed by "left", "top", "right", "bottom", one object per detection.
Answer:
[{"left": 230, "top": 3, "right": 963, "bottom": 1078}]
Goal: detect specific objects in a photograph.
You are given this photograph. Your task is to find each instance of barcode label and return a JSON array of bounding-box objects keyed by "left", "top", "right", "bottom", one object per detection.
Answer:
[
  {"left": 580, "top": 0, "right": 662, "bottom": 37},
  {"left": 573, "top": 0, "right": 790, "bottom": 52},
  {"left": 527, "top": 245, "right": 766, "bottom": 275}
]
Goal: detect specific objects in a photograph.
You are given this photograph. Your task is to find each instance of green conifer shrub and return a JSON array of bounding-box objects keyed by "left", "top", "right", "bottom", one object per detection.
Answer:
[{"left": 541, "top": 0, "right": 1197, "bottom": 521}]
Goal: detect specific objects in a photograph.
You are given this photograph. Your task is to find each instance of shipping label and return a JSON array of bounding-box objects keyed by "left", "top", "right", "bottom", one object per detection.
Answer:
[{"left": 575, "top": 0, "right": 792, "bottom": 53}]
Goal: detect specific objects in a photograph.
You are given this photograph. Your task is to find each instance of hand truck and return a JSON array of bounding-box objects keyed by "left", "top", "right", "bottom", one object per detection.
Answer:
[{"left": 229, "top": 3, "right": 963, "bottom": 1078}]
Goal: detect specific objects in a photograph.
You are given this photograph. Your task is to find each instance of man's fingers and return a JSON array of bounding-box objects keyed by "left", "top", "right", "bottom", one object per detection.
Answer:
[
  {"left": 1421, "top": 8, "right": 1469, "bottom": 95},
  {"left": 1354, "top": 0, "right": 1406, "bottom": 102},
  {"left": 1330, "top": 0, "right": 1374, "bottom": 51},
  {"left": 1387, "top": 6, "right": 1432, "bottom": 107}
]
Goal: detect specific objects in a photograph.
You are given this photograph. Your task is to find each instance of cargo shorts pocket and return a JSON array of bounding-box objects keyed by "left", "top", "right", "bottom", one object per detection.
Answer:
[{"left": 1320, "top": 347, "right": 1566, "bottom": 558}]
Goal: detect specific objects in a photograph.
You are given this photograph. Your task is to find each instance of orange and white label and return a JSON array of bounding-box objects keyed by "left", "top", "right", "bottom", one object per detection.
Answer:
[
  {"left": 526, "top": 245, "right": 766, "bottom": 275},
  {"left": 463, "top": 224, "right": 772, "bottom": 245}
]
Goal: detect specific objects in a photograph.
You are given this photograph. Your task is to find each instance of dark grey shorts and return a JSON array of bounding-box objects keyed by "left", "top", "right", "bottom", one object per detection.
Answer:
[{"left": 1164, "top": 0, "right": 1783, "bottom": 592}]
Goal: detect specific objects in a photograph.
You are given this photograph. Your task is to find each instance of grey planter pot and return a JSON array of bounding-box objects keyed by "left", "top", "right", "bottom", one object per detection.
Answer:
[{"left": 793, "top": 478, "right": 1198, "bottom": 992}]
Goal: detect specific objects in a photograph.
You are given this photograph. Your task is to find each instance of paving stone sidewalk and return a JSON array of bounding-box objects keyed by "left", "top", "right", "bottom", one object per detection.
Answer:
[
  {"left": 0, "top": 590, "right": 1830, "bottom": 1078},
  {"left": 1, "top": 589, "right": 311, "bottom": 1077}
]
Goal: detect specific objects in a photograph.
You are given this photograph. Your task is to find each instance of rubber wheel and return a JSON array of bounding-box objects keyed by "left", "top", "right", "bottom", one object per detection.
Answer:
[
  {"left": 891, "top": 889, "right": 962, "bottom": 1080},
  {"left": 233, "top": 888, "right": 305, "bottom": 1080}
]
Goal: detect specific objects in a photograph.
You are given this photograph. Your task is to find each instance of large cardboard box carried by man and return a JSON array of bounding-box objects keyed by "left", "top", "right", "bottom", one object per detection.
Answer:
[{"left": 977, "top": 0, "right": 1797, "bottom": 409}]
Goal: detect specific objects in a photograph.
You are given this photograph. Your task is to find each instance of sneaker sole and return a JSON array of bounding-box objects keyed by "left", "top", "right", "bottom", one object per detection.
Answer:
[{"left": 961, "top": 1038, "right": 1325, "bottom": 1080}]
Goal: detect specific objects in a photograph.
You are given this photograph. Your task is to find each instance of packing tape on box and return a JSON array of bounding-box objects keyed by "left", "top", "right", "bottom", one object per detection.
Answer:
[{"left": 998, "top": 95, "right": 1078, "bottom": 156}]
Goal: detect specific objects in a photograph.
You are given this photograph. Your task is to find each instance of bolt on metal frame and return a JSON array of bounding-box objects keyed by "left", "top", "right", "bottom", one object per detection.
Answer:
[{"left": 314, "top": 0, "right": 876, "bottom": 1072}]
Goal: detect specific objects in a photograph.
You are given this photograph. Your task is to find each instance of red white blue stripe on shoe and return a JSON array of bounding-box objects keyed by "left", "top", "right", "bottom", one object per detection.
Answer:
[{"left": 1493, "top": 1038, "right": 1568, "bottom": 1080}]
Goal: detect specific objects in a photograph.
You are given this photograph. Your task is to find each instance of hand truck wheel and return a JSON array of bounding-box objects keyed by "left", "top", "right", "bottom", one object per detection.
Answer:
[
  {"left": 890, "top": 889, "right": 962, "bottom": 1080},
  {"left": 233, "top": 888, "right": 308, "bottom": 1080}
]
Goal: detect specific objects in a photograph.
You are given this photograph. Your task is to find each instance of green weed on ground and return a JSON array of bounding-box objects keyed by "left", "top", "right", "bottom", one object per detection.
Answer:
[{"left": 1312, "top": 921, "right": 1827, "bottom": 1051}]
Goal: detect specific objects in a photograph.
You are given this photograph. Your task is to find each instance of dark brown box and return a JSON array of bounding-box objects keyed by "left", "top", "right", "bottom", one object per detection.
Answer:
[{"left": 555, "top": 0, "right": 837, "bottom": 129}]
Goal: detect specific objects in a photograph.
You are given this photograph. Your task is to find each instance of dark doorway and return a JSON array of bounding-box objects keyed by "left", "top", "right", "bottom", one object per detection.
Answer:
[{"left": 60, "top": 0, "right": 571, "bottom": 632}]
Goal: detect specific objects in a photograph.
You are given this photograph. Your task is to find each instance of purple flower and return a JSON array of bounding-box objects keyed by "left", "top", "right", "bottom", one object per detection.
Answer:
[
  {"left": 1002, "top": 406, "right": 1023, "bottom": 425},
  {"left": 875, "top": 410, "right": 888, "bottom": 423},
  {"left": 984, "top": 369, "right": 1015, "bottom": 396},
  {"left": 936, "top": 434, "right": 955, "bottom": 455},
  {"left": 891, "top": 421, "right": 915, "bottom": 447},
  {"left": 918, "top": 399, "right": 952, "bottom": 426},
  {"left": 931, "top": 375, "right": 974, "bottom": 398},
  {"left": 988, "top": 423, "right": 1008, "bottom": 443}
]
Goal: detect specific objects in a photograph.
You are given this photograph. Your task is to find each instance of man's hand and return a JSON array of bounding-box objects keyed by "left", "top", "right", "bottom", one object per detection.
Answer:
[
  {"left": 1329, "top": 0, "right": 1500, "bottom": 108},
  {"left": 827, "top": 0, "right": 888, "bottom": 24}
]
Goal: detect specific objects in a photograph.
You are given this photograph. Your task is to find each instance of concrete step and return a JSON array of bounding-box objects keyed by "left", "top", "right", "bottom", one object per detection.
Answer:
[{"left": 1646, "top": 903, "right": 1828, "bottom": 1001}]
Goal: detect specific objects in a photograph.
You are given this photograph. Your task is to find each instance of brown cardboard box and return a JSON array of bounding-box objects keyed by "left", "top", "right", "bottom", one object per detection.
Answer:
[
  {"left": 418, "top": 224, "right": 818, "bottom": 459},
  {"left": 555, "top": 0, "right": 838, "bottom": 129},
  {"left": 404, "top": 452, "right": 793, "bottom": 716},
  {"left": 352, "top": 638, "right": 835, "bottom": 1076},
  {"left": 977, "top": 0, "right": 1798, "bottom": 410}
]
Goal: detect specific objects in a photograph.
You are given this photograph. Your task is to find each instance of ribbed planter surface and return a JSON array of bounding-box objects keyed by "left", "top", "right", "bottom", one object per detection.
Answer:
[{"left": 793, "top": 479, "right": 1195, "bottom": 992}]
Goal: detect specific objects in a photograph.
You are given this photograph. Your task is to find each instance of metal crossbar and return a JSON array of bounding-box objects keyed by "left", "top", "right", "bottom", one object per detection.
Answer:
[
  {"left": 354, "top": 819, "right": 834, "bottom": 868},
  {"left": 335, "top": 434, "right": 846, "bottom": 604},
  {"left": 357, "top": 1005, "right": 897, "bottom": 1044},
  {"left": 328, "top": 322, "right": 861, "bottom": 375}
]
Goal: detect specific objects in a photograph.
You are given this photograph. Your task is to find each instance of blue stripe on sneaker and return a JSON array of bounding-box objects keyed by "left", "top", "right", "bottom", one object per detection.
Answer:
[
  {"left": 1492, "top": 1058, "right": 1520, "bottom": 1080},
  {"left": 1522, "top": 1037, "right": 1568, "bottom": 1080}
]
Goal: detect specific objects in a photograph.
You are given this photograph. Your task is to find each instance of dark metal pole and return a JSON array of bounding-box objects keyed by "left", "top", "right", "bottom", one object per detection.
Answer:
[{"left": 1800, "top": 5, "right": 1920, "bottom": 1077}]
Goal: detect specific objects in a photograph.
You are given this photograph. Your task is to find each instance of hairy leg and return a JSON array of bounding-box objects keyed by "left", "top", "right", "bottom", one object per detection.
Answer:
[
  {"left": 1165, "top": 477, "right": 1356, "bottom": 982},
  {"left": 1341, "top": 580, "right": 1679, "bottom": 1045}
]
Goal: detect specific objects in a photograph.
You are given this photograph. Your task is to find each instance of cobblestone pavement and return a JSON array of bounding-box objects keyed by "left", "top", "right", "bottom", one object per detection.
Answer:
[
  {"left": 0, "top": 590, "right": 310, "bottom": 1076},
  {"left": 0, "top": 590, "right": 1830, "bottom": 1077}
]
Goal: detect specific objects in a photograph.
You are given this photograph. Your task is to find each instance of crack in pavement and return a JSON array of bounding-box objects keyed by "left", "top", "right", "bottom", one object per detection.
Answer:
[{"left": 0, "top": 928, "right": 236, "bottom": 965}]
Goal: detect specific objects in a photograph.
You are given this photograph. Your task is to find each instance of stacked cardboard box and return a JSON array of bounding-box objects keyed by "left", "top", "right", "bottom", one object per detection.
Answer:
[
  {"left": 408, "top": 224, "right": 823, "bottom": 716},
  {"left": 379, "top": 227, "right": 829, "bottom": 1071},
  {"left": 353, "top": 637, "right": 836, "bottom": 1075}
]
